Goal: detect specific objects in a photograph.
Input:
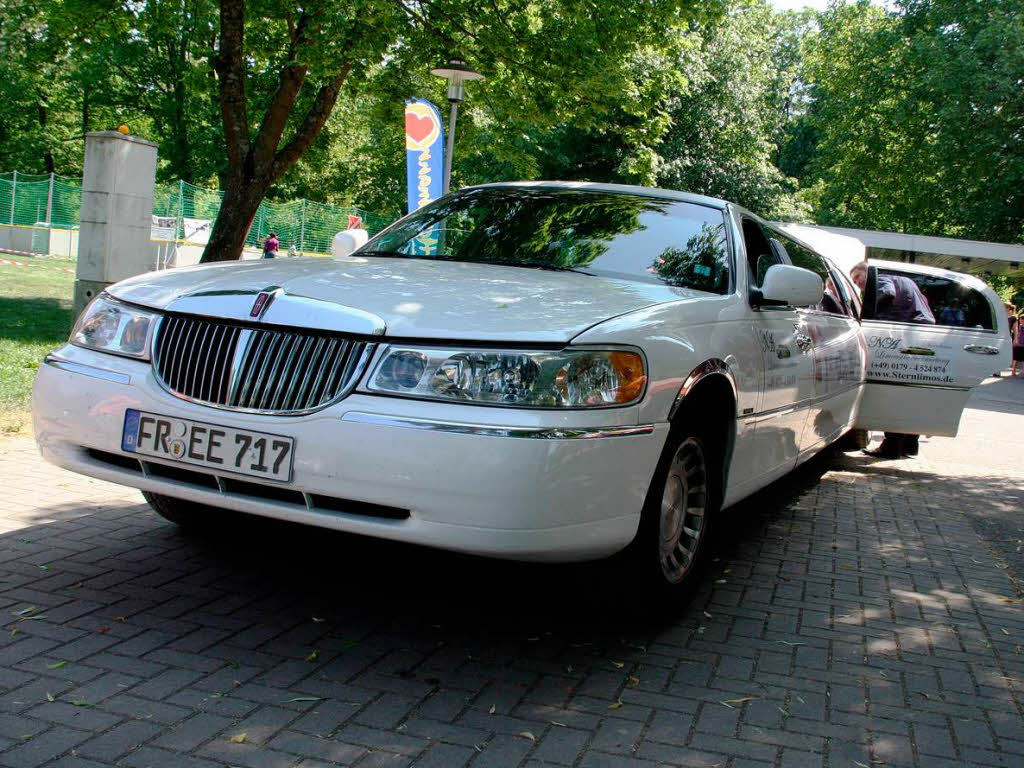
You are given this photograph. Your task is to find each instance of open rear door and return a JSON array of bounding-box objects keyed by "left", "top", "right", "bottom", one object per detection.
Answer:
[{"left": 854, "top": 262, "right": 1011, "bottom": 437}]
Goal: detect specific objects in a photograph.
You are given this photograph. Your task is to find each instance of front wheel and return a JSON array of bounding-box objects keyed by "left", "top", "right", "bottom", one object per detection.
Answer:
[
  {"left": 623, "top": 426, "right": 720, "bottom": 603},
  {"left": 143, "top": 492, "right": 226, "bottom": 530}
]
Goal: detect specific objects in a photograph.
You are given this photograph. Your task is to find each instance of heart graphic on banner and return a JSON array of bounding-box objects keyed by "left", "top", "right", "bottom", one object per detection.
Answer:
[{"left": 405, "top": 113, "right": 436, "bottom": 145}]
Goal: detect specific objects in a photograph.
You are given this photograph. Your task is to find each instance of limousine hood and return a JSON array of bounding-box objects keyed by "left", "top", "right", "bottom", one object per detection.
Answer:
[{"left": 107, "top": 256, "right": 700, "bottom": 342}]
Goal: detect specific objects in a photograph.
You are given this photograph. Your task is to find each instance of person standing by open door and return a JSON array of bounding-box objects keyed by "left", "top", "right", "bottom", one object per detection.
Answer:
[{"left": 850, "top": 260, "right": 935, "bottom": 458}]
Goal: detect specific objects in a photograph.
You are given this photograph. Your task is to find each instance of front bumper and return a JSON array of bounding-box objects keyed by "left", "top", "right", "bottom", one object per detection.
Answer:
[{"left": 33, "top": 346, "right": 669, "bottom": 561}]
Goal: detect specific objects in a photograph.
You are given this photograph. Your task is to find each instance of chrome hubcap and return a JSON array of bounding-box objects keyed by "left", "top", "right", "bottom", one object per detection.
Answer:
[{"left": 658, "top": 437, "right": 708, "bottom": 584}]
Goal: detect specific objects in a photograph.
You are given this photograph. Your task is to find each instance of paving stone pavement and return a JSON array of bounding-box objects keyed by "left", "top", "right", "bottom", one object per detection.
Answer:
[{"left": 1, "top": 379, "right": 1023, "bottom": 767}]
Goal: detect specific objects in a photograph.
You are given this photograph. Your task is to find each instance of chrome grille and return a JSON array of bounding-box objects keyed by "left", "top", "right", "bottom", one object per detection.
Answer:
[{"left": 154, "top": 315, "right": 372, "bottom": 413}]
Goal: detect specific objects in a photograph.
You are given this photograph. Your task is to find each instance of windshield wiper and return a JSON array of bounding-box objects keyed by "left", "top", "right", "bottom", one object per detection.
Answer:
[
  {"left": 350, "top": 250, "right": 410, "bottom": 259},
  {"left": 351, "top": 251, "right": 595, "bottom": 275}
]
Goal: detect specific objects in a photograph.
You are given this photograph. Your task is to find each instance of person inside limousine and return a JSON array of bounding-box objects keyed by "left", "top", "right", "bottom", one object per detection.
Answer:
[{"left": 849, "top": 260, "right": 935, "bottom": 458}]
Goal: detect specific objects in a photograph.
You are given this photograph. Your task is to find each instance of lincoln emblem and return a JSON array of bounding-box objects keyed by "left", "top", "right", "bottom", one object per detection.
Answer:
[{"left": 250, "top": 292, "right": 272, "bottom": 318}]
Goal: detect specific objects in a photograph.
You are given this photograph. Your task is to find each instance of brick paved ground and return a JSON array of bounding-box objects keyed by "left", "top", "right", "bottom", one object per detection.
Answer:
[{"left": 0, "top": 379, "right": 1023, "bottom": 767}]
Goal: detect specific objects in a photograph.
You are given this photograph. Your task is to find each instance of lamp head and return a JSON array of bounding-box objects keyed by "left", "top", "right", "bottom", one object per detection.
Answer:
[{"left": 430, "top": 57, "right": 484, "bottom": 103}]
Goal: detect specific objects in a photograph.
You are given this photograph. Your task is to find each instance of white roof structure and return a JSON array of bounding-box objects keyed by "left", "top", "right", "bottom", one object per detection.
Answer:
[
  {"left": 817, "top": 225, "right": 1024, "bottom": 278},
  {"left": 774, "top": 223, "right": 866, "bottom": 275}
]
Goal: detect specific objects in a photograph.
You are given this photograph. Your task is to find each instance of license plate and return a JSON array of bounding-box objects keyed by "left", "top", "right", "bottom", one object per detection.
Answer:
[{"left": 121, "top": 409, "right": 294, "bottom": 482}]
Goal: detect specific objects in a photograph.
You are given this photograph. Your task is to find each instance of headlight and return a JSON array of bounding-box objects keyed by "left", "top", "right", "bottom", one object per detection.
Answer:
[
  {"left": 367, "top": 346, "right": 647, "bottom": 408},
  {"left": 70, "top": 295, "right": 159, "bottom": 360}
]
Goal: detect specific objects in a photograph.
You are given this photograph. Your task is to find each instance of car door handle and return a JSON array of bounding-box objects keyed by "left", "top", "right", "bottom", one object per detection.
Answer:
[
  {"left": 963, "top": 344, "right": 1001, "bottom": 355},
  {"left": 794, "top": 333, "right": 813, "bottom": 350}
]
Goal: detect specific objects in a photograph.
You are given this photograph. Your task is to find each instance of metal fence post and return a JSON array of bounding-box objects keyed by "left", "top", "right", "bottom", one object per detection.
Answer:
[
  {"left": 45, "top": 172, "right": 54, "bottom": 224},
  {"left": 10, "top": 170, "right": 16, "bottom": 224},
  {"left": 177, "top": 179, "right": 185, "bottom": 240},
  {"left": 300, "top": 199, "right": 306, "bottom": 252}
]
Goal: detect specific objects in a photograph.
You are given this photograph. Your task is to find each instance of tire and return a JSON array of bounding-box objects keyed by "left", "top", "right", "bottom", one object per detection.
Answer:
[
  {"left": 143, "top": 492, "right": 226, "bottom": 529},
  {"left": 623, "top": 419, "right": 722, "bottom": 605},
  {"left": 836, "top": 428, "right": 870, "bottom": 451}
]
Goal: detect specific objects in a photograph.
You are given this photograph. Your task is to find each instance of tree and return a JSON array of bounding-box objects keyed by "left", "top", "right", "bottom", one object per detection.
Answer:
[
  {"left": 791, "top": 0, "right": 1024, "bottom": 244},
  {"left": 199, "top": 0, "right": 702, "bottom": 262},
  {"left": 0, "top": 0, "right": 131, "bottom": 175},
  {"left": 655, "top": 0, "right": 809, "bottom": 219}
]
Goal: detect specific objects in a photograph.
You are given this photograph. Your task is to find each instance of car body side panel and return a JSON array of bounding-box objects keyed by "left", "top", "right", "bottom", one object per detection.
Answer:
[
  {"left": 799, "top": 310, "right": 866, "bottom": 458},
  {"left": 573, "top": 293, "right": 767, "bottom": 508}
]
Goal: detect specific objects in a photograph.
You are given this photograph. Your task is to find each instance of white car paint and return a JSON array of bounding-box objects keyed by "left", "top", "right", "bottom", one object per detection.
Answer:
[{"left": 32, "top": 181, "right": 1009, "bottom": 564}]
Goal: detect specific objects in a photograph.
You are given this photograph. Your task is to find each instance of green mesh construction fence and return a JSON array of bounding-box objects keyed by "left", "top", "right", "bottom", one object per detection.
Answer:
[{"left": 1, "top": 172, "right": 394, "bottom": 254}]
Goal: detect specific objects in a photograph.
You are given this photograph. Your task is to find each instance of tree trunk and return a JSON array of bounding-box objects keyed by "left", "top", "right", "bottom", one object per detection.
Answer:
[
  {"left": 201, "top": 178, "right": 269, "bottom": 262},
  {"left": 170, "top": 42, "right": 192, "bottom": 182},
  {"left": 37, "top": 100, "right": 54, "bottom": 174},
  {"left": 200, "top": 0, "right": 352, "bottom": 263}
]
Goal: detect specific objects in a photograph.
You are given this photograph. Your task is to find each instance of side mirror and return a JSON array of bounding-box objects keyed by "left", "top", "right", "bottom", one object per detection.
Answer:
[
  {"left": 757, "top": 264, "right": 824, "bottom": 307},
  {"left": 331, "top": 228, "right": 369, "bottom": 258}
]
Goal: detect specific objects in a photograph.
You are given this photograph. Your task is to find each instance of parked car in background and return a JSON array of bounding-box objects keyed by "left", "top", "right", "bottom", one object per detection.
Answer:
[{"left": 32, "top": 182, "right": 1011, "bottom": 601}]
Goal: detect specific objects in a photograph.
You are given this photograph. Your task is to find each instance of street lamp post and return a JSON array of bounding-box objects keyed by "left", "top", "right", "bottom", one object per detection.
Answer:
[{"left": 430, "top": 57, "right": 484, "bottom": 195}]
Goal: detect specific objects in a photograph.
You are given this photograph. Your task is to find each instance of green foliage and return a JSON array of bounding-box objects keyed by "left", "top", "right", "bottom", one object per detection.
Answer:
[
  {"left": 791, "top": 0, "right": 1024, "bottom": 244},
  {"left": 3, "top": 0, "right": 1023, "bottom": 252}
]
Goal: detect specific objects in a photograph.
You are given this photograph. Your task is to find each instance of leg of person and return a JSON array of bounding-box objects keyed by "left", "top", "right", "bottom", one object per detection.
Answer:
[
  {"left": 865, "top": 432, "right": 904, "bottom": 458},
  {"left": 903, "top": 434, "right": 919, "bottom": 456}
]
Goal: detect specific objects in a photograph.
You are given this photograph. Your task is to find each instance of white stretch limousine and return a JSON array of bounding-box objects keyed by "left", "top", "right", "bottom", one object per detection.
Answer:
[{"left": 33, "top": 182, "right": 1010, "bottom": 597}]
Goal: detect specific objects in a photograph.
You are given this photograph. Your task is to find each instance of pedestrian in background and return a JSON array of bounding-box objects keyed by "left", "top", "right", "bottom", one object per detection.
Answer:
[
  {"left": 1012, "top": 304, "right": 1024, "bottom": 377},
  {"left": 263, "top": 231, "right": 280, "bottom": 259}
]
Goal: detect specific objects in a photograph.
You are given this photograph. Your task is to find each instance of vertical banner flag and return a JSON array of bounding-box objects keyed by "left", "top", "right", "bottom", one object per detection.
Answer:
[{"left": 404, "top": 99, "right": 445, "bottom": 255}]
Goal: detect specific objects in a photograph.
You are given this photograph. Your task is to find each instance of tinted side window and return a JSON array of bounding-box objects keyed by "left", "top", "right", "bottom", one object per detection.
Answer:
[
  {"left": 876, "top": 269, "right": 994, "bottom": 330},
  {"left": 741, "top": 219, "right": 779, "bottom": 288},
  {"left": 770, "top": 232, "right": 846, "bottom": 314}
]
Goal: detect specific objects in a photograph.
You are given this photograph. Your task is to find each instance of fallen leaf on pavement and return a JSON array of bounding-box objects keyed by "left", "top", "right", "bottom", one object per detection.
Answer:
[
  {"left": 607, "top": 700, "right": 623, "bottom": 709},
  {"left": 45, "top": 693, "right": 54, "bottom": 702},
  {"left": 305, "top": 651, "right": 318, "bottom": 662},
  {"left": 610, "top": 661, "right": 624, "bottom": 669},
  {"left": 229, "top": 733, "right": 247, "bottom": 744},
  {"left": 46, "top": 661, "right": 67, "bottom": 670},
  {"left": 517, "top": 731, "right": 536, "bottom": 742},
  {"left": 488, "top": 705, "right": 495, "bottom": 714},
  {"left": 284, "top": 697, "right": 321, "bottom": 703}
]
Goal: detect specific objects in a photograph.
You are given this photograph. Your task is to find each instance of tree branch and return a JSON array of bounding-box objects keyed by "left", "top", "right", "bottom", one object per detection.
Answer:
[
  {"left": 250, "top": 10, "right": 313, "bottom": 174},
  {"left": 270, "top": 62, "right": 353, "bottom": 180}
]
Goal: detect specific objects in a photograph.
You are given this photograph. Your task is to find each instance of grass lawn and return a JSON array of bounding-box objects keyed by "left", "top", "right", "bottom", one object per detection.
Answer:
[{"left": 0, "top": 257, "right": 75, "bottom": 435}]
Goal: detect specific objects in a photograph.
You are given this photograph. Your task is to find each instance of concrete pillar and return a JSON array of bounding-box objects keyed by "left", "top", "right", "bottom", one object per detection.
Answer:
[{"left": 74, "top": 131, "right": 158, "bottom": 316}]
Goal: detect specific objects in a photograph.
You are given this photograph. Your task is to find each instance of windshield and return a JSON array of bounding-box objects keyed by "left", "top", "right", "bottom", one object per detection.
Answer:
[{"left": 359, "top": 188, "right": 732, "bottom": 294}]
